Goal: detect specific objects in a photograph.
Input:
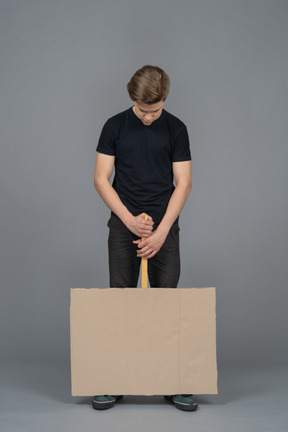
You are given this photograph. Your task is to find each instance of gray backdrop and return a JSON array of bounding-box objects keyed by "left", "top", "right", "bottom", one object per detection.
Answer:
[{"left": 1, "top": 0, "right": 287, "bottom": 371}]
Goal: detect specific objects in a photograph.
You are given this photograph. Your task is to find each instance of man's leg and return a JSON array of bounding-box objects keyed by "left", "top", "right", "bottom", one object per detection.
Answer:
[
  {"left": 148, "top": 221, "right": 180, "bottom": 288},
  {"left": 108, "top": 213, "right": 141, "bottom": 288},
  {"left": 148, "top": 222, "right": 198, "bottom": 412},
  {"left": 93, "top": 214, "right": 141, "bottom": 410}
]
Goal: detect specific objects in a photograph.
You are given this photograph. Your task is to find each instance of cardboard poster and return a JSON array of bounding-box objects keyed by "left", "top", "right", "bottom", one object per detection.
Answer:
[{"left": 70, "top": 287, "right": 218, "bottom": 395}]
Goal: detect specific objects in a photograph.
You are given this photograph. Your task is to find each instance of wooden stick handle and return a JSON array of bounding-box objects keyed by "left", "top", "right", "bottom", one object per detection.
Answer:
[{"left": 141, "top": 216, "right": 148, "bottom": 288}]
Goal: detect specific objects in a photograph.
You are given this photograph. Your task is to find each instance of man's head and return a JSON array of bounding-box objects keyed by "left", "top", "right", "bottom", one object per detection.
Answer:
[
  {"left": 127, "top": 65, "right": 170, "bottom": 126},
  {"left": 127, "top": 65, "right": 170, "bottom": 104}
]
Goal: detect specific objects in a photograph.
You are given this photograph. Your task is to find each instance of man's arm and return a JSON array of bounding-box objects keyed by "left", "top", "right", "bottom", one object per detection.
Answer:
[
  {"left": 134, "top": 160, "right": 191, "bottom": 258},
  {"left": 94, "top": 152, "right": 154, "bottom": 237}
]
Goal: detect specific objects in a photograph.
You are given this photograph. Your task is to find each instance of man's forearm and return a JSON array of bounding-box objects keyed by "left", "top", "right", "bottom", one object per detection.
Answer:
[
  {"left": 157, "top": 182, "right": 191, "bottom": 235},
  {"left": 134, "top": 182, "right": 191, "bottom": 259},
  {"left": 94, "top": 178, "right": 133, "bottom": 225},
  {"left": 94, "top": 178, "right": 154, "bottom": 237}
]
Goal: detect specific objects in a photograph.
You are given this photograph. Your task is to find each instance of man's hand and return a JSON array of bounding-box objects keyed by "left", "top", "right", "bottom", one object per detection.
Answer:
[
  {"left": 133, "top": 228, "right": 168, "bottom": 259},
  {"left": 125, "top": 213, "right": 154, "bottom": 238}
]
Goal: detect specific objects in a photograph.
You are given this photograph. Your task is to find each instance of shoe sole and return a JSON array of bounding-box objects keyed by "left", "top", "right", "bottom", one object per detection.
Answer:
[
  {"left": 164, "top": 395, "right": 198, "bottom": 412},
  {"left": 92, "top": 395, "right": 123, "bottom": 410}
]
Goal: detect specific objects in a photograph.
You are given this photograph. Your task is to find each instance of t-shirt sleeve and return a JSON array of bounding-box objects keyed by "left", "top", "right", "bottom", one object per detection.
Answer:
[
  {"left": 172, "top": 126, "right": 191, "bottom": 162},
  {"left": 96, "top": 119, "right": 116, "bottom": 156}
]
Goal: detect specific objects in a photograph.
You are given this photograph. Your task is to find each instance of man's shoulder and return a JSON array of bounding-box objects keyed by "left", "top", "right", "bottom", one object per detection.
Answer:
[
  {"left": 163, "top": 109, "right": 187, "bottom": 133},
  {"left": 105, "top": 107, "right": 131, "bottom": 125}
]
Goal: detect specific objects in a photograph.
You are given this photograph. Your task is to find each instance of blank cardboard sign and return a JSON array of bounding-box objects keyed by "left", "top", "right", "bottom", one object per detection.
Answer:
[{"left": 70, "top": 288, "right": 218, "bottom": 396}]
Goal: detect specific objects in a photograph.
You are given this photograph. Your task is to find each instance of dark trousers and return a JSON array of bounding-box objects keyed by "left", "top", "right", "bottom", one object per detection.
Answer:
[{"left": 108, "top": 213, "right": 180, "bottom": 288}]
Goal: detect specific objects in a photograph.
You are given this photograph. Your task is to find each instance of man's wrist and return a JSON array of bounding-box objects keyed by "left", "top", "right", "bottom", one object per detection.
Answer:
[
  {"left": 122, "top": 211, "right": 134, "bottom": 228},
  {"left": 156, "top": 221, "right": 171, "bottom": 237}
]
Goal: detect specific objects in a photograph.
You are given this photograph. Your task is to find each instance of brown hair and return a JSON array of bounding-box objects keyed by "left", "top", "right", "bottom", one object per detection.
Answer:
[{"left": 127, "top": 65, "right": 170, "bottom": 104}]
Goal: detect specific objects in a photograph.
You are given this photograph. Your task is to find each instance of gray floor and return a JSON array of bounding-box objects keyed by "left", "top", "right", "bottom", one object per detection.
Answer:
[{"left": 0, "top": 360, "right": 287, "bottom": 432}]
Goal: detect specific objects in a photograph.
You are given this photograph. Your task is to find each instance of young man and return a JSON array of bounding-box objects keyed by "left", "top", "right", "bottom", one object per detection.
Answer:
[{"left": 93, "top": 65, "right": 197, "bottom": 412}]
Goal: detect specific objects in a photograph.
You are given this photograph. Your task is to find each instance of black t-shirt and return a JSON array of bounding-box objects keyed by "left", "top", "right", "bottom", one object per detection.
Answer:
[{"left": 96, "top": 107, "right": 191, "bottom": 224}]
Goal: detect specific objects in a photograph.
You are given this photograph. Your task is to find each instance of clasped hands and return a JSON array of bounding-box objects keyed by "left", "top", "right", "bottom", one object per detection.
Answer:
[{"left": 126, "top": 213, "right": 167, "bottom": 259}]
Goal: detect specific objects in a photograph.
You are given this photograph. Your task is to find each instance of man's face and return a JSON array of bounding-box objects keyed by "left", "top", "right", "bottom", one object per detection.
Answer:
[{"left": 132, "top": 100, "right": 165, "bottom": 126}]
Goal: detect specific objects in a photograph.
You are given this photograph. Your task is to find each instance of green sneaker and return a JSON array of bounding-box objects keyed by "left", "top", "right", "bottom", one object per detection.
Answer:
[
  {"left": 92, "top": 395, "right": 123, "bottom": 410},
  {"left": 164, "top": 394, "right": 198, "bottom": 411}
]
